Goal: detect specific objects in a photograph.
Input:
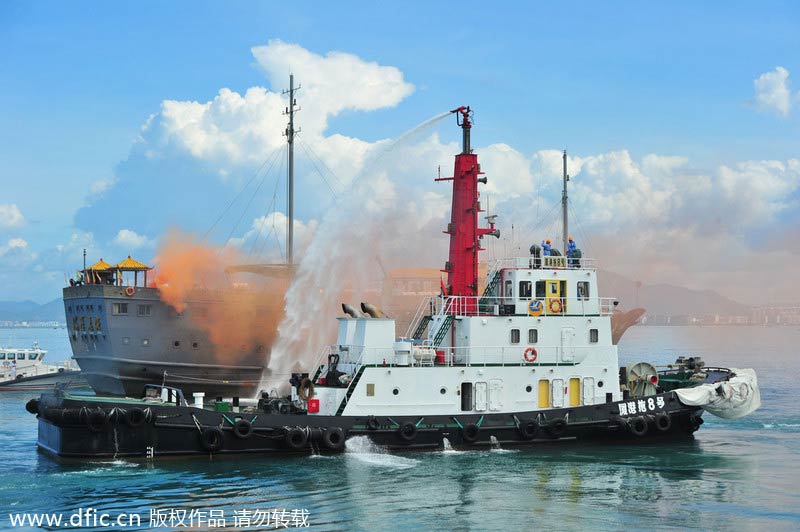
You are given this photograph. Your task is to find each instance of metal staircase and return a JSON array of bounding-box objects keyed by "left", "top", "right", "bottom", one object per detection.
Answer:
[
  {"left": 432, "top": 315, "right": 454, "bottom": 347},
  {"left": 478, "top": 267, "right": 501, "bottom": 312},
  {"left": 335, "top": 365, "right": 366, "bottom": 416},
  {"left": 412, "top": 315, "right": 431, "bottom": 339}
]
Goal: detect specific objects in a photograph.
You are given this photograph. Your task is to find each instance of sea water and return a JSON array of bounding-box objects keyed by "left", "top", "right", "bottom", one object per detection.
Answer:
[{"left": 1, "top": 326, "right": 798, "bottom": 531}]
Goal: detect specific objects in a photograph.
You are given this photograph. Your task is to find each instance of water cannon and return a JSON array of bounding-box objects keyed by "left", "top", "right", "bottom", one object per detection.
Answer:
[{"left": 451, "top": 106, "right": 473, "bottom": 153}]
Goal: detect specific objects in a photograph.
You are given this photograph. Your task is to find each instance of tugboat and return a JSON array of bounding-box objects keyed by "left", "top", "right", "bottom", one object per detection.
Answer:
[{"left": 29, "top": 106, "right": 760, "bottom": 458}]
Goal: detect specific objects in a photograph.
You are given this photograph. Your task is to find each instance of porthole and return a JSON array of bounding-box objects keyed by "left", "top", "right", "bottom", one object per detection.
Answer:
[
  {"left": 525, "top": 385, "right": 532, "bottom": 393},
  {"left": 598, "top": 380, "right": 604, "bottom": 388},
  {"left": 392, "top": 388, "right": 400, "bottom": 396},
  {"left": 173, "top": 340, "right": 180, "bottom": 348},
  {"left": 440, "top": 387, "right": 447, "bottom": 395}
]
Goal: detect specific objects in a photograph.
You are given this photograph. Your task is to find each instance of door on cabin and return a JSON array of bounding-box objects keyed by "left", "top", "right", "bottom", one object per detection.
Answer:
[
  {"left": 561, "top": 327, "right": 575, "bottom": 362},
  {"left": 551, "top": 378, "right": 565, "bottom": 408},
  {"left": 488, "top": 379, "right": 503, "bottom": 411},
  {"left": 569, "top": 377, "right": 581, "bottom": 407},
  {"left": 582, "top": 377, "right": 595, "bottom": 405},
  {"left": 474, "top": 381, "right": 487, "bottom": 411}
]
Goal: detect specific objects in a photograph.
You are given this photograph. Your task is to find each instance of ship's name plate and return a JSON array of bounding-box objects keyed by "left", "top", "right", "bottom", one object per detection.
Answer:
[
  {"left": 617, "top": 396, "right": 665, "bottom": 417},
  {"left": 543, "top": 256, "right": 567, "bottom": 268}
]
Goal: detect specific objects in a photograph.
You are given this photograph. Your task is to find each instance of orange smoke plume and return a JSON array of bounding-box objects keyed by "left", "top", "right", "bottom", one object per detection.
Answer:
[{"left": 152, "top": 229, "right": 288, "bottom": 360}]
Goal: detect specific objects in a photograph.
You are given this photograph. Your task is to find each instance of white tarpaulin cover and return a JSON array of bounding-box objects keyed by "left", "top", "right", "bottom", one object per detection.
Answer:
[{"left": 675, "top": 368, "right": 761, "bottom": 419}]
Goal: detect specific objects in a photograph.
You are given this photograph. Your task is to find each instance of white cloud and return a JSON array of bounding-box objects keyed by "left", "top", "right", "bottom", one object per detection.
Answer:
[
  {"left": 113, "top": 229, "right": 152, "bottom": 249},
  {"left": 227, "top": 212, "right": 318, "bottom": 260},
  {"left": 0, "top": 204, "right": 26, "bottom": 228},
  {"left": 754, "top": 66, "right": 792, "bottom": 117}
]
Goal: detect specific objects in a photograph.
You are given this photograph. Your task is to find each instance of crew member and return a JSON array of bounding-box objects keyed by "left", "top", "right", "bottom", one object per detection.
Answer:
[
  {"left": 541, "top": 239, "right": 552, "bottom": 256},
  {"left": 567, "top": 236, "right": 577, "bottom": 266}
]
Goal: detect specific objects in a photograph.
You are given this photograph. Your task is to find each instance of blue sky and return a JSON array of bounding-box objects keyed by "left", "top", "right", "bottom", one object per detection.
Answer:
[{"left": 1, "top": 1, "right": 799, "bottom": 303}]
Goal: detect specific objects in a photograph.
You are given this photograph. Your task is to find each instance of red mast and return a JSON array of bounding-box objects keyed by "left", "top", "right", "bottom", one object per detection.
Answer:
[{"left": 438, "top": 106, "right": 499, "bottom": 300}]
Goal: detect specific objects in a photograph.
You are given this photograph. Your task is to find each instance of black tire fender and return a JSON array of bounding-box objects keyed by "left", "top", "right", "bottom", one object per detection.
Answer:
[
  {"left": 462, "top": 423, "right": 480, "bottom": 444},
  {"left": 285, "top": 427, "right": 309, "bottom": 450},
  {"left": 322, "top": 427, "right": 346, "bottom": 450},
  {"left": 25, "top": 398, "right": 39, "bottom": 415},
  {"left": 200, "top": 427, "right": 224, "bottom": 452},
  {"left": 87, "top": 410, "right": 108, "bottom": 433},
  {"left": 655, "top": 412, "right": 672, "bottom": 432},
  {"left": 125, "top": 407, "right": 147, "bottom": 428},
  {"left": 366, "top": 416, "right": 380, "bottom": 431},
  {"left": 397, "top": 422, "right": 418, "bottom": 442},
  {"left": 548, "top": 418, "right": 567, "bottom": 438},
  {"left": 519, "top": 420, "right": 538, "bottom": 440},
  {"left": 629, "top": 416, "right": 649, "bottom": 437},
  {"left": 233, "top": 419, "right": 253, "bottom": 439}
]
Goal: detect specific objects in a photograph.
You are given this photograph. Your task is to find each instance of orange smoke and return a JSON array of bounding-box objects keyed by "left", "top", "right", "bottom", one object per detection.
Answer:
[{"left": 152, "top": 229, "right": 288, "bottom": 359}]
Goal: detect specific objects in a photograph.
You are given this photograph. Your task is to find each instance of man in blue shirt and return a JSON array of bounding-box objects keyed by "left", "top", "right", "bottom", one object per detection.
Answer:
[{"left": 541, "top": 239, "right": 552, "bottom": 256}]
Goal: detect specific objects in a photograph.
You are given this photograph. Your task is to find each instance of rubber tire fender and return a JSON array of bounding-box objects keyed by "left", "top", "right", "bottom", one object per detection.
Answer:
[
  {"left": 547, "top": 418, "right": 567, "bottom": 438},
  {"left": 87, "top": 410, "right": 108, "bottom": 433},
  {"left": 233, "top": 419, "right": 253, "bottom": 439},
  {"left": 519, "top": 420, "right": 538, "bottom": 440},
  {"left": 366, "top": 416, "right": 380, "bottom": 431},
  {"left": 629, "top": 416, "right": 649, "bottom": 437},
  {"left": 322, "top": 427, "right": 346, "bottom": 450},
  {"left": 200, "top": 427, "right": 224, "bottom": 453},
  {"left": 285, "top": 427, "right": 309, "bottom": 450},
  {"left": 25, "top": 398, "right": 39, "bottom": 415},
  {"left": 397, "top": 422, "right": 418, "bottom": 442},
  {"left": 654, "top": 412, "right": 672, "bottom": 432},
  {"left": 462, "top": 423, "right": 480, "bottom": 444},
  {"left": 125, "top": 407, "right": 147, "bottom": 428}
]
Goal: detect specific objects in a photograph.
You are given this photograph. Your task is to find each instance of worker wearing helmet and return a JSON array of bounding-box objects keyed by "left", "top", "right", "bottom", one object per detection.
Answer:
[
  {"left": 541, "top": 239, "right": 552, "bottom": 257},
  {"left": 567, "top": 237, "right": 578, "bottom": 267}
]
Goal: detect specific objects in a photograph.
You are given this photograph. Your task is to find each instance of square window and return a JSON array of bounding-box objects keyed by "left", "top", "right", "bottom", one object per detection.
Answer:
[
  {"left": 137, "top": 304, "right": 152, "bottom": 317},
  {"left": 535, "top": 281, "right": 546, "bottom": 298},
  {"left": 519, "top": 281, "right": 532, "bottom": 300},
  {"left": 504, "top": 280, "right": 513, "bottom": 298},
  {"left": 142, "top": 338, "right": 150, "bottom": 346},
  {"left": 510, "top": 329, "right": 520, "bottom": 344},
  {"left": 577, "top": 281, "right": 590, "bottom": 301},
  {"left": 528, "top": 329, "right": 538, "bottom": 344},
  {"left": 590, "top": 329, "right": 599, "bottom": 343},
  {"left": 112, "top": 303, "right": 128, "bottom": 315}
]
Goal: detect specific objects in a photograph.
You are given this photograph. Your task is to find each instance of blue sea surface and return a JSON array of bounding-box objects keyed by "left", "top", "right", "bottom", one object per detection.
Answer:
[{"left": 0, "top": 326, "right": 798, "bottom": 531}]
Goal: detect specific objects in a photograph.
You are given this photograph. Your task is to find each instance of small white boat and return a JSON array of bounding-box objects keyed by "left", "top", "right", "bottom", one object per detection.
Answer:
[{"left": 0, "top": 342, "right": 88, "bottom": 391}]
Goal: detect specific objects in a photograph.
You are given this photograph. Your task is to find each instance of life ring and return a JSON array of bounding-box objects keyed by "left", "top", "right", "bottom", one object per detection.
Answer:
[
  {"left": 629, "top": 416, "right": 648, "bottom": 437},
  {"left": 548, "top": 298, "right": 563, "bottom": 314},
  {"left": 519, "top": 420, "right": 538, "bottom": 440},
  {"left": 322, "top": 427, "right": 346, "bottom": 450},
  {"left": 397, "top": 422, "right": 418, "bottom": 442},
  {"left": 233, "top": 419, "right": 253, "bottom": 439},
  {"left": 285, "top": 427, "right": 308, "bottom": 450},
  {"left": 654, "top": 412, "right": 672, "bottom": 432},
  {"left": 200, "top": 427, "right": 224, "bottom": 452},
  {"left": 86, "top": 410, "right": 108, "bottom": 433},
  {"left": 527, "top": 299, "right": 543, "bottom": 316},
  {"left": 297, "top": 378, "right": 314, "bottom": 402},
  {"left": 462, "top": 423, "right": 480, "bottom": 443},
  {"left": 523, "top": 347, "right": 538, "bottom": 363},
  {"left": 125, "top": 286, "right": 135, "bottom": 297},
  {"left": 125, "top": 407, "right": 147, "bottom": 428}
]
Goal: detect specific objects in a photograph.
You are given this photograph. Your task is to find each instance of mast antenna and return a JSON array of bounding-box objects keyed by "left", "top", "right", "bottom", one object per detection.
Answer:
[
  {"left": 282, "top": 74, "right": 301, "bottom": 266},
  {"left": 562, "top": 149, "right": 569, "bottom": 254}
]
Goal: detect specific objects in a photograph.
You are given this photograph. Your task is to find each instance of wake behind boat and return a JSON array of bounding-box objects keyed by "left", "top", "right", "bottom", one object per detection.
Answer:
[{"left": 29, "top": 106, "right": 760, "bottom": 458}]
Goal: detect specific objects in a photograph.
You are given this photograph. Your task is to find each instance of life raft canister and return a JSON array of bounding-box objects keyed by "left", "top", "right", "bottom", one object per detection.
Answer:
[
  {"left": 523, "top": 347, "right": 538, "bottom": 363},
  {"left": 124, "top": 286, "right": 135, "bottom": 297},
  {"left": 528, "top": 299, "right": 543, "bottom": 317},
  {"left": 548, "top": 298, "right": 563, "bottom": 314}
]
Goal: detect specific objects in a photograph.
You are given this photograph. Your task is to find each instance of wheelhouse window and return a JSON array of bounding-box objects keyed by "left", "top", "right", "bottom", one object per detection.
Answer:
[
  {"left": 590, "top": 329, "right": 599, "bottom": 343},
  {"left": 504, "top": 280, "right": 513, "bottom": 298},
  {"left": 519, "top": 281, "right": 532, "bottom": 300},
  {"left": 535, "top": 281, "right": 546, "bottom": 298},
  {"left": 7, "top": 353, "right": 15, "bottom": 360},
  {"left": 112, "top": 302, "right": 128, "bottom": 315},
  {"left": 0, "top": 353, "right": 5, "bottom": 359},
  {"left": 577, "top": 281, "right": 590, "bottom": 301},
  {"left": 528, "top": 329, "right": 538, "bottom": 344},
  {"left": 510, "top": 328, "right": 521, "bottom": 344},
  {"left": 137, "top": 304, "right": 152, "bottom": 317},
  {"left": 29, "top": 353, "right": 38, "bottom": 360}
]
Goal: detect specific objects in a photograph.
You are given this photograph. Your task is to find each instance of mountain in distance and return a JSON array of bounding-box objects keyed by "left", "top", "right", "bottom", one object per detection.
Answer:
[
  {"left": 598, "top": 270, "right": 750, "bottom": 317},
  {"left": 0, "top": 298, "right": 64, "bottom": 323}
]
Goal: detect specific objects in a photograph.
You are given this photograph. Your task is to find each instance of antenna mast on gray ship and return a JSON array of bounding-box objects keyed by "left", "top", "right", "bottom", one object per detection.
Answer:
[
  {"left": 562, "top": 149, "right": 569, "bottom": 253},
  {"left": 283, "top": 74, "right": 301, "bottom": 266}
]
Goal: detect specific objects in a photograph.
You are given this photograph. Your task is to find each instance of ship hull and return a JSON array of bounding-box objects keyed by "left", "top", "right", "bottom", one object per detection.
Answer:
[
  {"left": 64, "top": 285, "right": 272, "bottom": 398},
  {"left": 34, "top": 391, "right": 702, "bottom": 459}
]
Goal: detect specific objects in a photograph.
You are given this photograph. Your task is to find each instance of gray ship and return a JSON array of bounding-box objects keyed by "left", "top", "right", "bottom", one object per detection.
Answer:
[{"left": 64, "top": 76, "right": 303, "bottom": 399}]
